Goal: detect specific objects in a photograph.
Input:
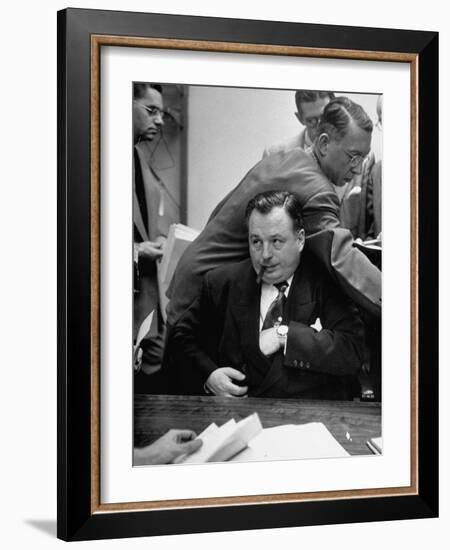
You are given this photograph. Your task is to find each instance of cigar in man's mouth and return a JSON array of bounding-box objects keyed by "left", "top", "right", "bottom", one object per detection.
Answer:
[{"left": 256, "top": 266, "right": 266, "bottom": 284}]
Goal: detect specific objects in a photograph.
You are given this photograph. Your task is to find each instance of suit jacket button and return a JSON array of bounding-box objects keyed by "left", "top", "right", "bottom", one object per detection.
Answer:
[
  {"left": 300, "top": 361, "right": 304, "bottom": 368},
  {"left": 293, "top": 360, "right": 299, "bottom": 367},
  {"left": 306, "top": 362, "right": 310, "bottom": 369}
]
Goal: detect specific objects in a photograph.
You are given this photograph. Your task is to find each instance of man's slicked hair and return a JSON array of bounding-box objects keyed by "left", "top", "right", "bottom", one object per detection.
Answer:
[
  {"left": 245, "top": 190, "right": 304, "bottom": 232},
  {"left": 295, "top": 90, "right": 335, "bottom": 113},
  {"left": 133, "top": 82, "right": 163, "bottom": 99},
  {"left": 317, "top": 96, "right": 373, "bottom": 141}
]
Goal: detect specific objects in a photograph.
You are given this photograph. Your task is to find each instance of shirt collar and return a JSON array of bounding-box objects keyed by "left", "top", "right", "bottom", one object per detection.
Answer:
[{"left": 261, "top": 274, "right": 294, "bottom": 297}]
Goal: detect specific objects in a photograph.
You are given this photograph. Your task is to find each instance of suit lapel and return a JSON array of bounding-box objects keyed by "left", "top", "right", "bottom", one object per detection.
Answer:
[
  {"left": 229, "top": 265, "right": 261, "bottom": 363},
  {"left": 133, "top": 190, "right": 149, "bottom": 242},
  {"left": 228, "top": 264, "right": 277, "bottom": 394},
  {"left": 133, "top": 146, "right": 150, "bottom": 242},
  {"left": 135, "top": 144, "right": 164, "bottom": 242},
  {"left": 227, "top": 264, "right": 303, "bottom": 396},
  {"left": 141, "top": 162, "right": 162, "bottom": 240},
  {"left": 285, "top": 263, "right": 314, "bottom": 321}
]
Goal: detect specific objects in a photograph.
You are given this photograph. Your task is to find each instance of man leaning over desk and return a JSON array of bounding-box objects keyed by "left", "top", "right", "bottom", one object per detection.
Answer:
[{"left": 169, "top": 191, "right": 364, "bottom": 400}]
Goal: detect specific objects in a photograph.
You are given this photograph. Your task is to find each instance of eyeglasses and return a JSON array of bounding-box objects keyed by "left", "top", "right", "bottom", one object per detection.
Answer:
[
  {"left": 343, "top": 149, "right": 367, "bottom": 168},
  {"left": 135, "top": 101, "right": 166, "bottom": 120}
]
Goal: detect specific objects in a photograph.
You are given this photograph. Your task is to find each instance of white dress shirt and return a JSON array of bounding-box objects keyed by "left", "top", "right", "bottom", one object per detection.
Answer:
[{"left": 259, "top": 275, "right": 293, "bottom": 331}]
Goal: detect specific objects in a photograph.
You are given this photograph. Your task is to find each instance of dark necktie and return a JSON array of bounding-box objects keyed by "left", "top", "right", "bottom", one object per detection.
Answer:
[{"left": 262, "top": 281, "right": 288, "bottom": 330}]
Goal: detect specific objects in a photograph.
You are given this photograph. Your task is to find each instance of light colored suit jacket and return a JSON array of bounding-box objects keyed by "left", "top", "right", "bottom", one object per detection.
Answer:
[{"left": 262, "top": 128, "right": 309, "bottom": 158}]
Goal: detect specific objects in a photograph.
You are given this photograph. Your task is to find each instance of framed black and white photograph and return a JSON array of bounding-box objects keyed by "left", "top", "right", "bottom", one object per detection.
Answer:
[
  {"left": 131, "top": 82, "right": 384, "bottom": 468},
  {"left": 57, "top": 8, "right": 438, "bottom": 542}
]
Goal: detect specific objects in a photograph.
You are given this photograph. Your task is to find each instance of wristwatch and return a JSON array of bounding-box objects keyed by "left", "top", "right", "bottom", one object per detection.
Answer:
[{"left": 276, "top": 324, "right": 289, "bottom": 347}]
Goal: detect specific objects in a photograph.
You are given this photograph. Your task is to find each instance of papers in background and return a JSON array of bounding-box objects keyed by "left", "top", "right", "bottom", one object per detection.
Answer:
[
  {"left": 353, "top": 239, "right": 382, "bottom": 255},
  {"left": 135, "top": 310, "right": 154, "bottom": 349},
  {"left": 367, "top": 436, "right": 383, "bottom": 455},
  {"left": 133, "top": 310, "right": 154, "bottom": 370},
  {"left": 157, "top": 223, "right": 200, "bottom": 321},
  {"left": 353, "top": 238, "right": 382, "bottom": 252},
  {"left": 353, "top": 238, "right": 382, "bottom": 267}
]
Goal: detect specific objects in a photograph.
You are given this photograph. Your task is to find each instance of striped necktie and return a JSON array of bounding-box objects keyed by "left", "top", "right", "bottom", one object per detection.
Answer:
[{"left": 262, "top": 281, "right": 288, "bottom": 330}]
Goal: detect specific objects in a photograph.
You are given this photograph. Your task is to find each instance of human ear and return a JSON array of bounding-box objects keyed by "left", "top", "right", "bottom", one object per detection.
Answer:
[
  {"left": 294, "top": 111, "right": 304, "bottom": 125},
  {"left": 296, "top": 229, "right": 306, "bottom": 253},
  {"left": 316, "top": 133, "right": 329, "bottom": 157}
]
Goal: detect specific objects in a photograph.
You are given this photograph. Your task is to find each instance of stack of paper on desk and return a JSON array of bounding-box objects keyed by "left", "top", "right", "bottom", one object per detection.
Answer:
[
  {"left": 176, "top": 413, "right": 263, "bottom": 464},
  {"left": 233, "top": 422, "right": 349, "bottom": 462},
  {"left": 175, "top": 413, "right": 349, "bottom": 464}
]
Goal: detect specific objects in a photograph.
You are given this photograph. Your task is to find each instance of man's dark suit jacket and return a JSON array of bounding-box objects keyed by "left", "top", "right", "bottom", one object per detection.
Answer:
[
  {"left": 133, "top": 144, "right": 172, "bottom": 366},
  {"left": 168, "top": 252, "right": 365, "bottom": 399}
]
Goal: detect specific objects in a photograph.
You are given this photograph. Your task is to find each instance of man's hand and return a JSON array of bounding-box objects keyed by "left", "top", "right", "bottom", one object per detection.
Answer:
[
  {"left": 259, "top": 327, "right": 281, "bottom": 356},
  {"left": 205, "top": 367, "right": 248, "bottom": 397},
  {"left": 155, "top": 235, "right": 167, "bottom": 248},
  {"left": 136, "top": 241, "right": 164, "bottom": 260},
  {"left": 133, "top": 429, "right": 202, "bottom": 465}
]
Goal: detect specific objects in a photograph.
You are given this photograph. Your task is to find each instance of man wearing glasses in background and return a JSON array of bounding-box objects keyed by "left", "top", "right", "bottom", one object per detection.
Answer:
[
  {"left": 132, "top": 82, "right": 204, "bottom": 462},
  {"left": 133, "top": 82, "right": 172, "bottom": 391},
  {"left": 263, "top": 89, "right": 377, "bottom": 239},
  {"left": 263, "top": 90, "right": 335, "bottom": 157}
]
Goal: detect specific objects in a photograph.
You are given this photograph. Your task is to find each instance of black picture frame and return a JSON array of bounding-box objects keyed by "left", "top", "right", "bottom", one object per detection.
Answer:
[{"left": 57, "top": 7, "right": 438, "bottom": 541}]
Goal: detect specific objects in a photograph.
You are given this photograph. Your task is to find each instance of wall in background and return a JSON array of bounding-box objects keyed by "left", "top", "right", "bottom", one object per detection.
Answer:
[{"left": 187, "top": 86, "right": 379, "bottom": 229}]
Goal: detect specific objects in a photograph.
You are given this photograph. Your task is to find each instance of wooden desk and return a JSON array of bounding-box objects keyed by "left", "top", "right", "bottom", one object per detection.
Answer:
[{"left": 134, "top": 394, "right": 381, "bottom": 455}]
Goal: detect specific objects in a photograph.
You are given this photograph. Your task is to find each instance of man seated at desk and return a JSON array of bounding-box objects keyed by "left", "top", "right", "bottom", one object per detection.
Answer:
[{"left": 168, "top": 190, "right": 364, "bottom": 399}]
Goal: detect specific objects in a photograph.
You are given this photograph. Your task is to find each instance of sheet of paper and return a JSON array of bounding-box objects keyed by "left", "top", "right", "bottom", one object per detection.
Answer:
[
  {"left": 232, "top": 422, "right": 350, "bottom": 462},
  {"left": 157, "top": 223, "right": 200, "bottom": 322},
  {"left": 134, "top": 310, "right": 154, "bottom": 349},
  {"left": 209, "top": 413, "right": 263, "bottom": 462},
  {"left": 180, "top": 419, "right": 237, "bottom": 464}
]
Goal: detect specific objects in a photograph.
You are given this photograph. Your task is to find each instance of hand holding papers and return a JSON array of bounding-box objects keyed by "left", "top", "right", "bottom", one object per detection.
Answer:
[
  {"left": 175, "top": 413, "right": 350, "bottom": 464},
  {"left": 134, "top": 429, "right": 203, "bottom": 465},
  {"left": 176, "top": 413, "right": 263, "bottom": 464}
]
